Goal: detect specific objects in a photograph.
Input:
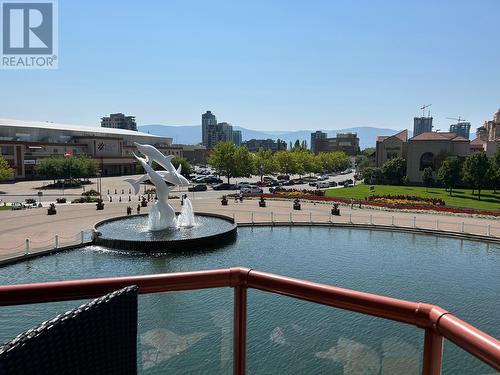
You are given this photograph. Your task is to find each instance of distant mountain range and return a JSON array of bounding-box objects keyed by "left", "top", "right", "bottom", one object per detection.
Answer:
[{"left": 138, "top": 124, "right": 406, "bottom": 149}]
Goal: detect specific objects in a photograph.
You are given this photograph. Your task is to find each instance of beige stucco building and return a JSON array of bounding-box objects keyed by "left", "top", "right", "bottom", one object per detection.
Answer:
[
  {"left": 406, "top": 132, "right": 470, "bottom": 183},
  {"left": 472, "top": 108, "right": 500, "bottom": 156},
  {"left": 375, "top": 130, "right": 408, "bottom": 167}
]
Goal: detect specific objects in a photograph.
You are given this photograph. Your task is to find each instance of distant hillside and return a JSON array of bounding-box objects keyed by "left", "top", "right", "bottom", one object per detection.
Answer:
[{"left": 138, "top": 124, "right": 404, "bottom": 149}]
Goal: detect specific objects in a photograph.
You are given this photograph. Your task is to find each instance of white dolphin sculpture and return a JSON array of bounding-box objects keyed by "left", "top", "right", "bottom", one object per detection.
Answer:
[
  {"left": 134, "top": 153, "right": 176, "bottom": 230},
  {"left": 134, "top": 142, "right": 190, "bottom": 187}
]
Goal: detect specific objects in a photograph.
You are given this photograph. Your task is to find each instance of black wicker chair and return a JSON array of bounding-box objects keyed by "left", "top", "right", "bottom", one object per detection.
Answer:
[{"left": 0, "top": 285, "right": 138, "bottom": 375}]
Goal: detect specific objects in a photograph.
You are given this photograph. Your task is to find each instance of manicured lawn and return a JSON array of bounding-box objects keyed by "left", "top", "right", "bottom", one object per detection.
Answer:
[
  {"left": 0, "top": 205, "right": 11, "bottom": 211},
  {"left": 325, "top": 184, "right": 500, "bottom": 211}
]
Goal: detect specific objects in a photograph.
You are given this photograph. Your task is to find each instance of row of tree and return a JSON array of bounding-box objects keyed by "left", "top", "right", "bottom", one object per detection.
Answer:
[
  {"left": 36, "top": 156, "right": 99, "bottom": 183},
  {"left": 0, "top": 156, "right": 14, "bottom": 181},
  {"left": 208, "top": 142, "right": 352, "bottom": 182},
  {"left": 432, "top": 150, "right": 500, "bottom": 199}
]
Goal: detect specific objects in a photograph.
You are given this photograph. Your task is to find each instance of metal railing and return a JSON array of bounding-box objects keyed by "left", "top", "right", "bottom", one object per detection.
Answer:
[
  {"left": 0, "top": 267, "right": 498, "bottom": 374},
  {"left": 0, "top": 230, "right": 94, "bottom": 261},
  {"left": 234, "top": 211, "right": 500, "bottom": 238}
]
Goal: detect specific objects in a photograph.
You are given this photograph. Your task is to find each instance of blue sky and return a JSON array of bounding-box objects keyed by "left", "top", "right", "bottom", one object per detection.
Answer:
[{"left": 1, "top": 0, "right": 499, "bottom": 131}]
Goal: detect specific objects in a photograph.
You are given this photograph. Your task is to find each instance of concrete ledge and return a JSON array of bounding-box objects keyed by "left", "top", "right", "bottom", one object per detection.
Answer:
[
  {"left": 237, "top": 221, "right": 500, "bottom": 244},
  {"left": 94, "top": 212, "right": 238, "bottom": 253}
]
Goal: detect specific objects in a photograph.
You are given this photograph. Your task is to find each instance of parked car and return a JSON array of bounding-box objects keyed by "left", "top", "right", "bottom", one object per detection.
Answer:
[
  {"left": 241, "top": 185, "right": 263, "bottom": 194},
  {"left": 317, "top": 175, "right": 329, "bottom": 181},
  {"left": 343, "top": 183, "right": 354, "bottom": 188},
  {"left": 277, "top": 174, "right": 290, "bottom": 180},
  {"left": 267, "top": 180, "right": 281, "bottom": 187},
  {"left": 263, "top": 176, "right": 275, "bottom": 182},
  {"left": 309, "top": 181, "right": 318, "bottom": 187},
  {"left": 280, "top": 180, "right": 295, "bottom": 186},
  {"left": 329, "top": 181, "right": 338, "bottom": 187},
  {"left": 255, "top": 180, "right": 267, "bottom": 187},
  {"left": 197, "top": 176, "right": 222, "bottom": 184},
  {"left": 236, "top": 182, "right": 251, "bottom": 189},
  {"left": 188, "top": 184, "right": 208, "bottom": 192},
  {"left": 316, "top": 181, "right": 330, "bottom": 189},
  {"left": 213, "top": 183, "right": 238, "bottom": 190}
]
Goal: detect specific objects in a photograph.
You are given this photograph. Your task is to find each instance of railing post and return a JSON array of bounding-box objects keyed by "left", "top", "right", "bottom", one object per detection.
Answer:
[
  {"left": 233, "top": 286, "right": 247, "bottom": 375},
  {"left": 55, "top": 235, "right": 59, "bottom": 249},
  {"left": 81, "top": 231, "right": 84, "bottom": 244},
  {"left": 413, "top": 216, "right": 416, "bottom": 228},
  {"left": 25, "top": 239, "right": 29, "bottom": 255},
  {"left": 461, "top": 222, "right": 465, "bottom": 233},
  {"left": 391, "top": 215, "right": 394, "bottom": 226},
  {"left": 422, "top": 329, "right": 443, "bottom": 375},
  {"left": 251, "top": 212, "right": 254, "bottom": 224},
  {"left": 487, "top": 224, "right": 490, "bottom": 236}
]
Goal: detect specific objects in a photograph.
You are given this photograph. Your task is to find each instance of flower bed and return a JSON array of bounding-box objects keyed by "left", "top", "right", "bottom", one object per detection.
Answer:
[
  {"left": 367, "top": 194, "right": 445, "bottom": 207},
  {"left": 251, "top": 193, "right": 500, "bottom": 217}
]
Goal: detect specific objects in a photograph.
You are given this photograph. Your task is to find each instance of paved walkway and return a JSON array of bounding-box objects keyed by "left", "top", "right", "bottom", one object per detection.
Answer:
[{"left": 1, "top": 197, "right": 499, "bottom": 261}]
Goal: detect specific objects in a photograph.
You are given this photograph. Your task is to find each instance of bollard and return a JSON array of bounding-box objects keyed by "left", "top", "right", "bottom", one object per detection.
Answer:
[
  {"left": 349, "top": 213, "right": 352, "bottom": 223},
  {"left": 233, "top": 212, "right": 235, "bottom": 222},
  {"left": 271, "top": 212, "right": 274, "bottom": 223},
  {"left": 487, "top": 224, "right": 490, "bottom": 236},
  {"left": 309, "top": 212, "right": 312, "bottom": 223},
  {"left": 413, "top": 216, "right": 416, "bottom": 228},
  {"left": 391, "top": 216, "right": 394, "bottom": 226},
  {"left": 251, "top": 212, "right": 254, "bottom": 224},
  {"left": 461, "top": 222, "right": 465, "bottom": 233},
  {"left": 81, "top": 231, "right": 84, "bottom": 244},
  {"left": 329, "top": 212, "right": 332, "bottom": 223},
  {"left": 55, "top": 235, "right": 59, "bottom": 249},
  {"left": 25, "top": 239, "right": 29, "bottom": 255},
  {"left": 436, "top": 219, "right": 439, "bottom": 230},
  {"left": 290, "top": 212, "right": 292, "bottom": 223},
  {"left": 369, "top": 214, "right": 373, "bottom": 225}
]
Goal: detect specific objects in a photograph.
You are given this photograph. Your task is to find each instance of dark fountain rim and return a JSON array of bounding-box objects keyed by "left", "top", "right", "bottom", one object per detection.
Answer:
[{"left": 93, "top": 212, "right": 237, "bottom": 253}]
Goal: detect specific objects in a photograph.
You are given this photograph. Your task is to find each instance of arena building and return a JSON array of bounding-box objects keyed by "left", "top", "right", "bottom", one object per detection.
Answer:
[{"left": 0, "top": 118, "right": 176, "bottom": 180}]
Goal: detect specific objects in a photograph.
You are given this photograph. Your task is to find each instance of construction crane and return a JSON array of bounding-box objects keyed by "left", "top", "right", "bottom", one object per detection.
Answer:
[
  {"left": 420, "top": 104, "right": 432, "bottom": 117},
  {"left": 446, "top": 116, "right": 466, "bottom": 123}
]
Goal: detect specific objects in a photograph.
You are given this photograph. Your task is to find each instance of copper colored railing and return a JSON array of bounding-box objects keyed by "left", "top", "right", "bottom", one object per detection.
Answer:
[{"left": 0, "top": 267, "right": 498, "bottom": 374}]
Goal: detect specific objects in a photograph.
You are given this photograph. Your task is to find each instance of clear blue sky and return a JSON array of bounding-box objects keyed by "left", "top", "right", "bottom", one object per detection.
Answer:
[{"left": 1, "top": 0, "right": 499, "bottom": 131}]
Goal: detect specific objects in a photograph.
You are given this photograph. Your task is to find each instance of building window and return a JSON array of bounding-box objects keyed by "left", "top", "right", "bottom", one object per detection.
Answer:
[
  {"left": 386, "top": 152, "right": 398, "bottom": 159},
  {"left": 420, "top": 152, "right": 434, "bottom": 170}
]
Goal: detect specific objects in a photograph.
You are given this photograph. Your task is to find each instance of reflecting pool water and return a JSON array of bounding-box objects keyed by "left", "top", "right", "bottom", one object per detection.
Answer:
[{"left": 0, "top": 227, "right": 498, "bottom": 374}]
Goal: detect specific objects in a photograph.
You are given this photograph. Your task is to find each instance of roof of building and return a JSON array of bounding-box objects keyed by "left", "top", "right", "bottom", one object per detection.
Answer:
[
  {"left": 0, "top": 118, "right": 166, "bottom": 138},
  {"left": 470, "top": 137, "right": 485, "bottom": 146},
  {"left": 409, "top": 132, "right": 468, "bottom": 142},
  {"left": 376, "top": 129, "right": 407, "bottom": 143}
]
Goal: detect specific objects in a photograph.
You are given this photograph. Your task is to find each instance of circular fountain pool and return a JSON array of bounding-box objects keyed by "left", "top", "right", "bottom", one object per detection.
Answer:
[{"left": 94, "top": 213, "right": 237, "bottom": 252}]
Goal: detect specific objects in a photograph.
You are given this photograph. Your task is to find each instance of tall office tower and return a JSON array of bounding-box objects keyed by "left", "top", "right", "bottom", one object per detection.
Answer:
[
  {"left": 218, "top": 122, "right": 233, "bottom": 142},
  {"left": 232, "top": 130, "right": 242, "bottom": 146},
  {"left": 310, "top": 131, "right": 327, "bottom": 153},
  {"left": 413, "top": 117, "right": 433, "bottom": 137},
  {"left": 449, "top": 122, "right": 471, "bottom": 139},
  {"left": 202, "top": 111, "right": 217, "bottom": 147},
  {"left": 101, "top": 113, "right": 137, "bottom": 131}
]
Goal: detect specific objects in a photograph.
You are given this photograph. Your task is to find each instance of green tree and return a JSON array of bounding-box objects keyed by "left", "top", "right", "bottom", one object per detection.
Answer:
[
  {"left": 0, "top": 156, "right": 14, "bottom": 181},
  {"left": 437, "top": 156, "right": 462, "bottom": 196},
  {"left": 208, "top": 142, "right": 238, "bottom": 183},
  {"left": 234, "top": 146, "right": 254, "bottom": 178},
  {"left": 253, "top": 149, "right": 277, "bottom": 181},
  {"left": 355, "top": 154, "right": 371, "bottom": 172},
  {"left": 274, "top": 150, "right": 298, "bottom": 176},
  {"left": 171, "top": 157, "right": 193, "bottom": 177},
  {"left": 36, "top": 157, "right": 63, "bottom": 183},
  {"left": 362, "top": 167, "right": 383, "bottom": 184},
  {"left": 490, "top": 149, "right": 500, "bottom": 192},
  {"left": 37, "top": 156, "right": 97, "bottom": 182},
  {"left": 462, "top": 152, "right": 490, "bottom": 200},
  {"left": 293, "top": 139, "right": 301, "bottom": 150},
  {"left": 317, "top": 152, "right": 351, "bottom": 173},
  {"left": 381, "top": 157, "right": 406, "bottom": 184},
  {"left": 421, "top": 167, "right": 434, "bottom": 192}
]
